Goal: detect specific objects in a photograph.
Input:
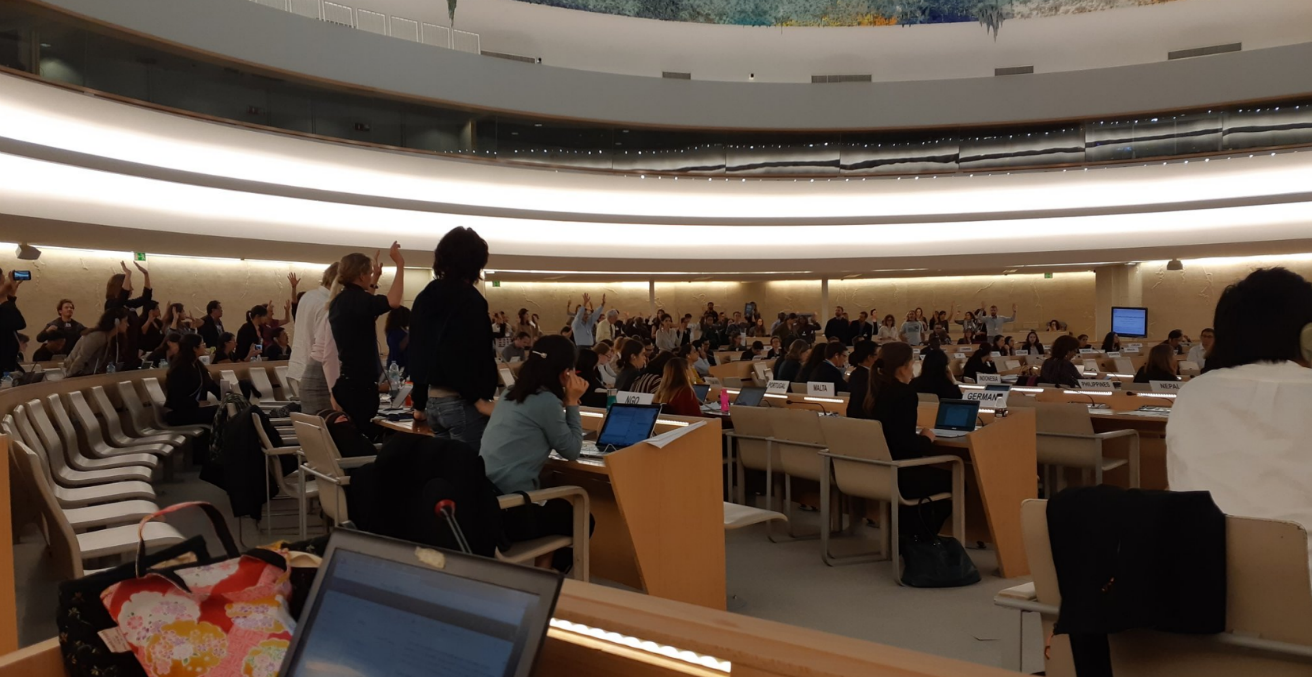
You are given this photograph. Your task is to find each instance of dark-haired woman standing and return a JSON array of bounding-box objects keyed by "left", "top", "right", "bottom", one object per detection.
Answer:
[
  {"left": 480, "top": 334, "right": 592, "bottom": 572},
  {"left": 409, "top": 227, "right": 495, "bottom": 450}
]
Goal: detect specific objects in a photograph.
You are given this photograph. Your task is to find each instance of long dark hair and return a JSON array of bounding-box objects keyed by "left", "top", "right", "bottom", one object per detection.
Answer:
[
  {"left": 245, "top": 304, "right": 268, "bottom": 325},
  {"left": 385, "top": 306, "right": 412, "bottom": 333},
  {"left": 504, "top": 335, "right": 573, "bottom": 404},
  {"left": 916, "top": 349, "right": 953, "bottom": 387},
  {"left": 1049, "top": 335, "right": 1080, "bottom": 361},
  {"left": 1101, "top": 332, "right": 1120, "bottom": 352},
  {"left": 576, "top": 348, "right": 600, "bottom": 382},
  {"left": 800, "top": 343, "right": 828, "bottom": 375},
  {"left": 645, "top": 350, "right": 674, "bottom": 376},
  {"left": 168, "top": 333, "right": 205, "bottom": 379},
  {"left": 865, "top": 342, "right": 914, "bottom": 414},
  {"left": 619, "top": 340, "right": 645, "bottom": 370},
  {"left": 85, "top": 307, "right": 129, "bottom": 335},
  {"left": 964, "top": 343, "right": 993, "bottom": 375}
]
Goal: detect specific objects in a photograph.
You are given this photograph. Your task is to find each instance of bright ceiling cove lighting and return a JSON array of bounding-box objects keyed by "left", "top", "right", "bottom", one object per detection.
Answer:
[{"left": 1166, "top": 258, "right": 1184, "bottom": 271}]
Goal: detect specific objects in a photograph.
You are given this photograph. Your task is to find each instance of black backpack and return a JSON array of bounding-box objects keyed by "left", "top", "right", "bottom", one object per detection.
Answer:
[{"left": 318, "top": 409, "right": 378, "bottom": 458}]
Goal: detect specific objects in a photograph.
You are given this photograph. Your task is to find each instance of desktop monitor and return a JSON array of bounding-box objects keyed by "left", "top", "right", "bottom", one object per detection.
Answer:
[
  {"left": 1111, "top": 307, "right": 1149, "bottom": 338},
  {"left": 279, "top": 529, "right": 562, "bottom": 677}
]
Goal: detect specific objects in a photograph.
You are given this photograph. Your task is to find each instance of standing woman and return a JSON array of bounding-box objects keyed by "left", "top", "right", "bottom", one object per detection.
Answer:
[
  {"left": 653, "top": 357, "right": 702, "bottom": 417},
  {"left": 860, "top": 342, "right": 954, "bottom": 541},
  {"left": 236, "top": 304, "right": 269, "bottom": 361},
  {"left": 613, "top": 340, "right": 647, "bottom": 392},
  {"left": 410, "top": 228, "right": 498, "bottom": 451},
  {"left": 164, "top": 333, "right": 220, "bottom": 426},
  {"left": 139, "top": 300, "right": 165, "bottom": 354},
  {"left": 385, "top": 305, "right": 411, "bottom": 371},
  {"left": 877, "top": 314, "right": 899, "bottom": 343},
  {"left": 479, "top": 335, "right": 591, "bottom": 573},
  {"left": 328, "top": 243, "right": 406, "bottom": 437},
  {"left": 954, "top": 310, "right": 982, "bottom": 339},
  {"left": 64, "top": 307, "right": 130, "bottom": 376},
  {"left": 105, "top": 261, "right": 152, "bottom": 370}
]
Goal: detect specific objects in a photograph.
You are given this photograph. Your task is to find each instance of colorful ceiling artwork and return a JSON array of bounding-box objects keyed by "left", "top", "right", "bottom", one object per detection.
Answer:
[{"left": 509, "top": 0, "right": 1183, "bottom": 29}]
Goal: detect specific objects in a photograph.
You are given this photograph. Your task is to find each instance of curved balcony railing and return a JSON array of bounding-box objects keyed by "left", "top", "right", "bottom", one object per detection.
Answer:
[{"left": 2, "top": 1, "right": 1312, "bottom": 179}]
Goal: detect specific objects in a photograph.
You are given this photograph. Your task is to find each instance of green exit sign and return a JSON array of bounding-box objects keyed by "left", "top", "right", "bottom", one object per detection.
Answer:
[
  {"left": 492, "top": 280, "right": 501, "bottom": 288},
  {"left": 134, "top": 252, "right": 147, "bottom": 262},
  {"left": 1044, "top": 272, "right": 1053, "bottom": 279}
]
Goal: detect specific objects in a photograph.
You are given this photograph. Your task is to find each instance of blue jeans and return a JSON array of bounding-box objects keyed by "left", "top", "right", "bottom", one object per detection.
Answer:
[{"left": 425, "top": 396, "right": 488, "bottom": 452}]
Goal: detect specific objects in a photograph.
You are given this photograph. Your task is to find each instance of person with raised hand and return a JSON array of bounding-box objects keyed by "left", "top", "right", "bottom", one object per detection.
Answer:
[
  {"left": 326, "top": 242, "right": 405, "bottom": 438},
  {"left": 105, "top": 261, "right": 152, "bottom": 369}
]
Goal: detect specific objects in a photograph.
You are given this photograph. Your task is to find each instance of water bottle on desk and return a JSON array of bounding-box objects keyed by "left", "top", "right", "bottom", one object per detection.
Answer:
[
  {"left": 387, "top": 362, "right": 401, "bottom": 392},
  {"left": 719, "top": 388, "right": 730, "bottom": 411},
  {"left": 106, "top": 363, "right": 116, "bottom": 374},
  {"left": 606, "top": 388, "right": 617, "bottom": 409},
  {"left": 0, "top": 373, "right": 10, "bottom": 390}
]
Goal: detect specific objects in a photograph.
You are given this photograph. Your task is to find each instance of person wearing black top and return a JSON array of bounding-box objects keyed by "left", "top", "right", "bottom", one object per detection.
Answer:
[
  {"left": 198, "top": 300, "right": 224, "bottom": 350},
  {"left": 613, "top": 340, "right": 647, "bottom": 392},
  {"left": 809, "top": 342, "right": 850, "bottom": 392},
  {"left": 409, "top": 229, "right": 500, "bottom": 451},
  {"left": 740, "top": 340, "right": 765, "bottom": 362},
  {"left": 1020, "top": 331, "right": 1045, "bottom": 357},
  {"left": 912, "top": 349, "right": 963, "bottom": 401},
  {"left": 236, "top": 304, "right": 270, "bottom": 361},
  {"left": 33, "top": 336, "right": 65, "bottom": 362},
  {"left": 1039, "top": 335, "right": 1083, "bottom": 388},
  {"left": 105, "top": 261, "right": 152, "bottom": 370},
  {"left": 824, "top": 307, "right": 853, "bottom": 345},
  {"left": 1134, "top": 344, "right": 1180, "bottom": 383},
  {"left": 145, "top": 332, "right": 182, "bottom": 367},
  {"left": 796, "top": 344, "right": 828, "bottom": 383},
  {"left": 575, "top": 349, "right": 609, "bottom": 408},
  {"left": 851, "top": 311, "right": 874, "bottom": 343},
  {"left": 845, "top": 341, "right": 877, "bottom": 418},
  {"left": 211, "top": 332, "right": 240, "bottom": 364},
  {"left": 262, "top": 327, "right": 290, "bottom": 361},
  {"left": 328, "top": 244, "right": 405, "bottom": 438},
  {"left": 164, "top": 334, "right": 220, "bottom": 426},
  {"left": 774, "top": 339, "right": 809, "bottom": 383},
  {"left": 35, "top": 299, "right": 84, "bottom": 354},
  {"left": 858, "top": 342, "right": 952, "bottom": 539},
  {"left": 961, "top": 344, "right": 999, "bottom": 383},
  {"left": 1100, "top": 332, "right": 1121, "bottom": 353},
  {"left": 0, "top": 270, "right": 24, "bottom": 375},
  {"left": 139, "top": 301, "right": 165, "bottom": 354}
]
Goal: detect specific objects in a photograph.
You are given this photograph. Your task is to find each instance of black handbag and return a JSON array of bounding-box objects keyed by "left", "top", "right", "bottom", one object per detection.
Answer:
[
  {"left": 899, "top": 499, "right": 981, "bottom": 588},
  {"left": 56, "top": 536, "right": 212, "bottom": 677}
]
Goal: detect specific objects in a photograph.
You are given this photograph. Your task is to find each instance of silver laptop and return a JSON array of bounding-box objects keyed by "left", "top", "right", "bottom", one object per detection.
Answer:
[{"left": 929, "top": 399, "right": 982, "bottom": 439}]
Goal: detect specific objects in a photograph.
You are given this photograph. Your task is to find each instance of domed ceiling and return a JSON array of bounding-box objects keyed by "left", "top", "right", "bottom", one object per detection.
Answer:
[{"left": 508, "top": 0, "right": 1181, "bottom": 29}]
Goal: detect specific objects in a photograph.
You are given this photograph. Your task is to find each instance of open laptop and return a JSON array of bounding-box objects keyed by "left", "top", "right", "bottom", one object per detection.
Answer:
[
  {"left": 984, "top": 384, "right": 1011, "bottom": 392},
  {"left": 693, "top": 383, "right": 711, "bottom": 402},
  {"left": 928, "top": 399, "right": 982, "bottom": 439},
  {"left": 277, "top": 529, "right": 561, "bottom": 677},
  {"left": 581, "top": 403, "right": 662, "bottom": 456},
  {"left": 733, "top": 386, "right": 768, "bottom": 407}
]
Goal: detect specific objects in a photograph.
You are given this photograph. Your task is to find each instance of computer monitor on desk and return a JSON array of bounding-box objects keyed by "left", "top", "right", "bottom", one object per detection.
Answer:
[{"left": 279, "top": 529, "right": 561, "bottom": 677}]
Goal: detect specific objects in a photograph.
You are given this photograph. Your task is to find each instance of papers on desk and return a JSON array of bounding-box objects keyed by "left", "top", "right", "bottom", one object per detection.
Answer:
[{"left": 647, "top": 420, "right": 708, "bottom": 449}]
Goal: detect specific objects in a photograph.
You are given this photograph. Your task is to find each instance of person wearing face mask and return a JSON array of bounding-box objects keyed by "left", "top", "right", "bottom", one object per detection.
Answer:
[
  {"left": 961, "top": 344, "right": 999, "bottom": 383},
  {"left": 1168, "top": 268, "right": 1312, "bottom": 572},
  {"left": 37, "top": 298, "right": 85, "bottom": 354}
]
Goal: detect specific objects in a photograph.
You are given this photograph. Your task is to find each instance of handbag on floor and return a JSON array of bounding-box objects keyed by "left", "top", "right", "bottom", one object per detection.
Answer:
[
  {"left": 98, "top": 502, "right": 296, "bottom": 677},
  {"left": 57, "top": 536, "right": 213, "bottom": 677},
  {"left": 900, "top": 499, "right": 981, "bottom": 588}
]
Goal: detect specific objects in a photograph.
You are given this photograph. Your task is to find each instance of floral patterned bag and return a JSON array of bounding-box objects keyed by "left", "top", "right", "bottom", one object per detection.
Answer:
[{"left": 99, "top": 502, "right": 295, "bottom": 677}]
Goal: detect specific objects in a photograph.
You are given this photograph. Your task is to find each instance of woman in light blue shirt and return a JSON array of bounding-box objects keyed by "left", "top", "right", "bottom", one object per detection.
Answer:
[{"left": 480, "top": 334, "right": 592, "bottom": 571}]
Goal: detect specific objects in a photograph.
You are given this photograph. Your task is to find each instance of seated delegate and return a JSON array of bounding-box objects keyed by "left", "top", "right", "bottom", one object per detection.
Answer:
[
  {"left": 164, "top": 334, "right": 221, "bottom": 426},
  {"left": 653, "top": 357, "right": 702, "bottom": 416},
  {"left": 845, "top": 341, "right": 878, "bottom": 418},
  {"left": 1134, "top": 344, "right": 1180, "bottom": 383},
  {"left": 1038, "top": 335, "right": 1082, "bottom": 388},
  {"left": 912, "top": 349, "right": 963, "bottom": 400},
  {"left": 808, "top": 342, "right": 849, "bottom": 392},
  {"left": 1167, "top": 268, "right": 1312, "bottom": 570},
  {"left": 479, "top": 335, "right": 590, "bottom": 572},
  {"left": 961, "top": 344, "right": 998, "bottom": 383}
]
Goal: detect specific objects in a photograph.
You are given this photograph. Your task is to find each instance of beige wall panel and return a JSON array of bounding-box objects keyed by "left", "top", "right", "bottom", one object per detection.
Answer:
[
  {"left": 830, "top": 273, "right": 1097, "bottom": 337},
  {"left": 1140, "top": 256, "right": 1312, "bottom": 338},
  {"left": 482, "top": 281, "right": 652, "bottom": 332}
]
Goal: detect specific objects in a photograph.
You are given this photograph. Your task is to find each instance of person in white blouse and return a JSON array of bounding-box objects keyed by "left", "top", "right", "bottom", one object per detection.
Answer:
[
  {"left": 1186, "top": 327, "right": 1213, "bottom": 370},
  {"left": 876, "top": 314, "right": 899, "bottom": 343},
  {"left": 1167, "top": 268, "right": 1312, "bottom": 571},
  {"left": 288, "top": 263, "right": 337, "bottom": 413}
]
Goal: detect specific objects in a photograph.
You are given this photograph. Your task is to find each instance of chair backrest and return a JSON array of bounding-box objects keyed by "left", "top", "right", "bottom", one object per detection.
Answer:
[
  {"left": 117, "top": 381, "right": 151, "bottom": 431},
  {"left": 248, "top": 368, "right": 277, "bottom": 400},
  {"left": 89, "top": 386, "right": 130, "bottom": 439},
  {"left": 917, "top": 392, "right": 940, "bottom": 404},
  {"left": 25, "top": 398, "right": 74, "bottom": 478},
  {"left": 253, "top": 412, "right": 296, "bottom": 495},
  {"left": 1034, "top": 402, "right": 1095, "bottom": 435},
  {"left": 12, "top": 437, "right": 82, "bottom": 578},
  {"left": 728, "top": 405, "right": 780, "bottom": 473},
  {"left": 66, "top": 390, "right": 109, "bottom": 445},
  {"left": 46, "top": 393, "right": 89, "bottom": 462},
  {"left": 768, "top": 408, "right": 827, "bottom": 481},
  {"left": 818, "top": 416, "right": 897, "bottom": 503},
  {"left": 1023, "top": 499, "right": 1312, "bottom": 676},
  {"left": 220, "top": 370, "right": 240, "bottom": 391},
  {"left": 9, "top": 404, "right": 45, "bottom": 456},
  {"left": 142, "top": 377, "right": 166, "bottom": 407},
  {"left": 291, "top": 413, "right": 349, "bottom": 524},
  {"left": 274, "top": 365, "right": 292, "bottom": 389}
]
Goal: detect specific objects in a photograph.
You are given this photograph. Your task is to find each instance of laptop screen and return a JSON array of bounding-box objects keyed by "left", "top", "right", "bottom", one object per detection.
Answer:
[
  {"left": 984, "top": 384, "right": 1012, "bottom": 392},
  {"left": 734, "top": 386, "right": 767, "bottom": 407},
  {"left": 283, "top": 548, "right": 544, "bottom": 677},
  {"left": 693, "top": 384, "right": 711, "bottom": 402},
  {"left": 597, "top": 404, "right": 661, "bottom": 449},
  {"left": 935, "top": 399, "right": 981, "bottom": 431}
]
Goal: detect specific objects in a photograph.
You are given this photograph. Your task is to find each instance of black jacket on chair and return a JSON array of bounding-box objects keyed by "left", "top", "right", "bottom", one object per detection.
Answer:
[{"left": 1047, "top": 485, "right": 1226, "bottom": 676}]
